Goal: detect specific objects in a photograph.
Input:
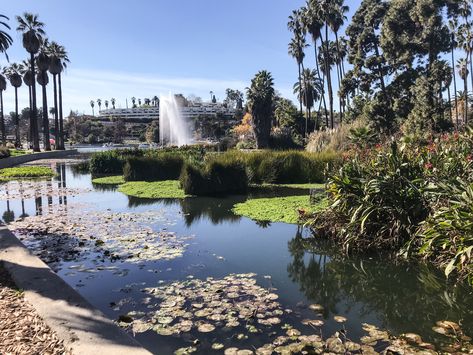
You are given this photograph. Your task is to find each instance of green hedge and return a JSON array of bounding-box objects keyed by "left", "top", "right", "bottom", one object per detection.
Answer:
[
  {"left": 123, "top": 155, "right": 184, "bottom": 181},
  {"left": 180, "top": 160, "right": 248, "bottom": 196}
]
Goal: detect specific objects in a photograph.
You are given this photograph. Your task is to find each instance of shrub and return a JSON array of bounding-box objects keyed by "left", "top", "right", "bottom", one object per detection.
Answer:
[
  {"left": 180, "top": 159, "right": 248, "bottom": 196},
  {"left": 124, "top": 155, "right": 184, "bottom": 181},
  {"left": 89, "top": 149, "right": 144, "bottom": 175},
  {"left": 0, "top": 147, "right": 10, "bottom": 159},
  {"left": 311, "top": 142, "right": 430, "bottom": 252}
]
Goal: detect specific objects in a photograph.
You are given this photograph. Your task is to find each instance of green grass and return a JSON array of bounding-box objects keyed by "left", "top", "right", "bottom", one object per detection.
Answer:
[
  {"left": 118, "top": 180, "right": 189, "bottom": 199},
  {"left": 9, "top": 149, "right": 32, "bottom": 157},
  {"left": 232, "top": 194, "right": 328, "bottom": 224},
  {"left": 0, "top": 166, "right": 55, "bottom": 180},
  {"left": 92, "top": 175, "right": 125, "bottom": 185}
]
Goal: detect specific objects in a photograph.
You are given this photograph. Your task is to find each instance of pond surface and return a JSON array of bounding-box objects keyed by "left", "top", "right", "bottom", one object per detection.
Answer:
[{"left": 1, "top": 161, "right": 473, "bottom": 354}]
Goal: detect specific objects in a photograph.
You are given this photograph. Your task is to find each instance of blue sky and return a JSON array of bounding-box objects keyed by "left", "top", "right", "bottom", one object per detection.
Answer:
[{"left": 2, "top": 0, "right": 361, "bottom": 115}]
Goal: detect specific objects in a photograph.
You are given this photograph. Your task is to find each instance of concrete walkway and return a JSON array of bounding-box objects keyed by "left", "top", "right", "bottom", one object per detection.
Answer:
[
  {"left": 0, "top": 149, "right": 79, "bottom": 168},
  {"left": 0, "top": 225, "right": 151, "bottom": 355}
]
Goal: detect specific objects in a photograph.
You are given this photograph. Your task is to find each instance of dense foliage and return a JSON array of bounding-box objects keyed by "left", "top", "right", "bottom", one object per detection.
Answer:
[
  {"left": 124, "top": 155, "right": 184, "bottom": 182},
  {"left": 310, "top": 127, "right": 473, "bottom": 285}
]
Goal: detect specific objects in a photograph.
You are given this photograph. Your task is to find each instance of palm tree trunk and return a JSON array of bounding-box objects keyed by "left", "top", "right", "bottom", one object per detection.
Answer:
[
  {"left": 334, "top": 31, "right": 346, "bottom": 120},
  {"left": 470, "top": 49, "right": 473, "bottom": 99},
  {"left": 53, "top": 74, "right": 59, "bottom": 150},
  {"left": 0, "top": 90, "right": 4, "bottom": 146},
  {"left": 28, "top": 85, "right": 32, "bottom": 146},
  {"left": 41, "top": 80, "right": 51, "bottom": 151},
  {"left": 58, "top": 72, "right": 65, "bottom": 150},
  {"left": 314, "top": 40, "right": 328, "bottom": 126},
  {"left": 30, "top": 53, "right": 40, "bottom": 152},
  {"left": 447, "top": 84, "right": 452, "bottom": 123},
  {"left": 14, "top": 87, "right": 20, "bottom": 148},
  {"left": 463, "top": 77, "right": 468, "bottom": 125},
  {"left": 452, "top": 36, "right": 459, "bottom": 128},
  {"left": 324, "top": 24, "right": 334, "bottom": 129},
  {"left": 297, "top": 64, "right": 303, "bottom": 115}
]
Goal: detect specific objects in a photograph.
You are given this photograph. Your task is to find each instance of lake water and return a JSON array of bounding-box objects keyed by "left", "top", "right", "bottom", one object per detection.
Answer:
[{"left": 1, "top": 161, "right": 473, "bottom": 354}]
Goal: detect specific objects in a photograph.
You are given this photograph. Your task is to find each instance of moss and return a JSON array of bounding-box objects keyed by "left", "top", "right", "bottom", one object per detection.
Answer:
[
  {"left": 0, "top": 166, "right": 55, "bottom": 180},
  {"left": 92, "top": 175, "right": 125, "bottom": 185},
  {"left": 118, "top": 180, "right": 189, "bottom": 199},
  {"left": 232, "top": 194, "right": 328, "bottom": 224}
]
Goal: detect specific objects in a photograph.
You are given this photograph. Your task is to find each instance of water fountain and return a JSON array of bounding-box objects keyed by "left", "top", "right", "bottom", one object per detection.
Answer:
[{"left": 159, "top": 93, "right": 191, "bottom": 146}]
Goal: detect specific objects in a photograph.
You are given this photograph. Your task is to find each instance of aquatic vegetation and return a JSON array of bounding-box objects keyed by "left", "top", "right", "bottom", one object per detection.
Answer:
[
  {"left": 10, "top": 207, "right": 192, "bottom": 264},
  {"left": 0, "top": 166, "right": 55, "bottom": 180},
  {"left": 92, "top": 175, "right": 125, "bottom": 185},
  {"left": 232, "top": 195, "right": 327, "bottom": 224},
  {"left": 0, "top": 180, "right": 90, "bottom": 201},
  {"left": 118, "top": 180, "right": 188, "bottom": 199},
  {"left": 121, "top": 273, "right": 285, "bottom": 337}
]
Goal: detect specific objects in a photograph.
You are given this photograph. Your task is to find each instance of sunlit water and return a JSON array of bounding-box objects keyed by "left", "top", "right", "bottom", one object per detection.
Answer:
[{"left": 1, "top": 161, "right": 473, "bottom": 354}]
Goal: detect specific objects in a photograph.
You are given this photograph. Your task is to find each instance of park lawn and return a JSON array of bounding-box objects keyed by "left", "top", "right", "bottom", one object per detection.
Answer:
[
  {"left": 92, "top": 175, "right": 125, "bottom": 185},
  {"left": 118, "top": 180, "right": 189, "bottom": 199},
  {"left": 0, "top": 166, "right": 55, "bottom": 180},
  {"left": 9, "top": 149, "right": 32, "bottom": 157},
  {"left": 251, "top": 183, "right": 325, "bottom": 190},
  {"left": 232, "top": 194, "right": 328, "bottom": 224}
]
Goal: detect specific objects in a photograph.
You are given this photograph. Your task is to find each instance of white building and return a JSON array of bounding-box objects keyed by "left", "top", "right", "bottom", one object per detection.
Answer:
[{"left": 98, "top": 102, "right": 236, "bottom": 121}]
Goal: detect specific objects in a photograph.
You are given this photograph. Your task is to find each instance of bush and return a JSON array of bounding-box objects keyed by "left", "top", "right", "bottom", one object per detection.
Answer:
[
  {"left": 124, "top": 154, "right": 184, "bottom": 181},
  {"left": 89, "top": 149, "right": 144, "bottom": 176},
  {"left": 180, "top": 159, "right": 248, "bottom": 196},
  {"left": 218, "top": 150, "right": 340, "bottom": 184},
  {"left": 0, "top": 147, "right": 10, "bottom": 159}
]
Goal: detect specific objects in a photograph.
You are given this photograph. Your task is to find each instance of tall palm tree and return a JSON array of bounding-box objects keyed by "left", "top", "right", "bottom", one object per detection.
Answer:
[
  {"left": 47, "top": 41, "right": 69, "bottom": 150},
  {"left": 246, "top": 70, "right": 275, "bottom": 149},
  {"left": 152, "top": 95, "right": 159, "bottom": 107},
  {"left": 302, "top": 1, "right": 328, "bottom": 124},
  {"left": 97, "top": 98, "right": 102, "bottom": 112},
  {"left": 90, "top": 100, "right": 95, "bottom": 115},
  {"left": 131, "top": 96, "right": 136, "bottom": 108},
  {"left": 36, "top": 44, "right": 51, "bottom": 151},
  {"left": 288, "top": 35, "right": 308, "bottom": 115},
  {"left": 294, "top": 68, "right": 323, "bottom": 134},
  {"left": 318, "top": 41, "right": 337, "bottom": 128},
  {"left": 111, "top": 97, "right": 116, "bottom": 109},
  {"left": 5, "top": 63, "right": 23, "bottom": 147},
  {"left": 449, "top": 19, "right": 460, "bottom": 126},
  {"left": 16, "top": 13, "right": 45, "bottom": 152},
  {"left": 20, "top": 61, "right": 35, "bottom": 145},
  {"left": 0, "top": 69, "right": 6, "bottom": 146},
  {"left": 457, "top": 58, "right": 469, "bottom": 124},
  {"left": 0, "top": 15, "right": 12, "bottom": 60},
  {"left": 138, "top": 98, "right": 142, "bottom": 106},
  {"left": 104, "top": 100, "right": 109, "bottom": 109}
]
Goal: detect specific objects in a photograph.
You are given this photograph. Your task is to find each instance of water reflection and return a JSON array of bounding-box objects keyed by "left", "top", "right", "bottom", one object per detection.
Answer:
[
  {"left": 287, "top": 231, "right": 473, "bottom": 340},
  {"left": 127, "top": 195, "right": 245, "bottom": 226}
]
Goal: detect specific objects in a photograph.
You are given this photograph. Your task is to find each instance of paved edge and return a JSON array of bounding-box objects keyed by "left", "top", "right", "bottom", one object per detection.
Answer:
[
  {"left": 0, "top": 225, "right": 152, "bottom": 355},
  {"left": 0, "top": 150, "right": 79, "bottom": 168}
]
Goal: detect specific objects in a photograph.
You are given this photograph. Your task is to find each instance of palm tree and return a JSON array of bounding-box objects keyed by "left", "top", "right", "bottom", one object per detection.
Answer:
[
  {"left": 449, "top": 19, "right": 460, "bottom": 127},
  {"left": 138, "top": 98, "right": 142, "bottom": 106},
  {"left": 246, "top": 70, "right": 275, "bottom": 149},
  {"left": 16, "top": 13, "right": 45, "bottom": 152},
  {"left": 457, "top": 58, "right": 469, "bottom": 124},
  {"left": 302, "top": 1, "right": 328, "bottom": 124},
  {"left": 152, "top": 95, "right": 159, "bottom": 107},
  {"left": 97, "top": 98, "right": 102, "bottom": 112},
  {"left": 0, "top": 69, "right": 6, "bottom": 146},
  {"left": 5, "top": 63, "right": 23, "bottom": 147},
  {"left": 294, "top": 68, "right": 324, "bottom": 134},
  {"left": 111, "top": 97, "right": 116, "bottom": 109},
  {"left": 318, "top": 40, "right": 337, "bottom": 128},
  {"left": 104, "top": 100, "right": 109, "bottom": 109},
  {"left": 47, "top": 41, "right": 69, "bottom": 150},
  {"left": 0, "top": 15, "right": 13, "bottom": 60},
  {"left": 36, "top": 44, "right": 51, "bottom": 151},
  {"left": 21, "top": 61, "right": 35, "bottom": 145},
  {"left": 90, "top": 100, "right": 95, "bottom": 115},
  {"left": 131, "top": 96, "right": 136, "bottom": 108},
  {"left": 288, "top": 36, "right": 308, "bottom": 116}
]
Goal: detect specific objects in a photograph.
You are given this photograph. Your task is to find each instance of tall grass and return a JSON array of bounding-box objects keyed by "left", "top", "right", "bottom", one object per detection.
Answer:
[{"left": 124, "top": 155, "right": 184, "bottom": 181}]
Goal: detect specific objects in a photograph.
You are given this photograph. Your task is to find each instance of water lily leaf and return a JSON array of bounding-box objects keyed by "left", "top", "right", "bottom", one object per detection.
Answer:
[
  {"left": 333, "top": 315, "right": 347, "bottom": 323},
  {"left": 211, "top": 343, "right": 225, "bottom": 350},
  {"left": 308, "top": 304, "right": 324, "bottom": 312},
  {"left": 197, "top": 323, "right": 215, "bottom": 333}
]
